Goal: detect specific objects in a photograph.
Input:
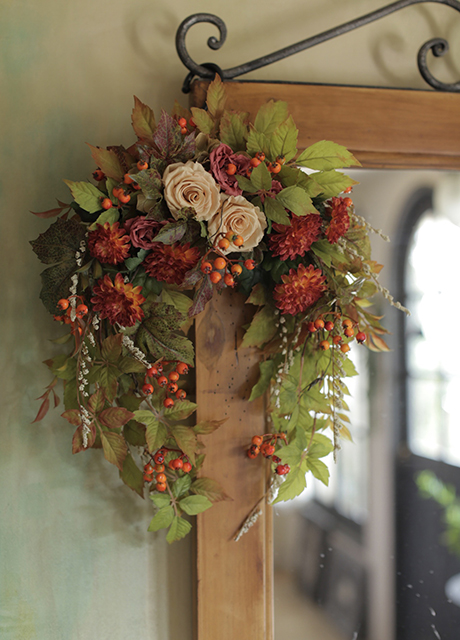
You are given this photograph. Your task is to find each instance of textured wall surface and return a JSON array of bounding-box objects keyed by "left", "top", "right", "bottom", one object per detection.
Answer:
[{"left": 1, "top": 0, "right": 458, "bottom": 638}]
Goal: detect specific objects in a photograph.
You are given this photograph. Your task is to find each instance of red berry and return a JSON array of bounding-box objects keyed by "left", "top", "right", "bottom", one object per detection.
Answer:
[
  {"left": 169, "top": 371, "right": 179, "bottom": 382},
  {"left": 76, "top": 304, "right": 88, "bottom": 318},
  {"left": 356, "top": 331, "right": 366, "bottom": 344},
  {"left": 307, "top": 322, "right": 317, "bottom": 333},
  {"left": 142, "top": 383, "right": 154, "bottom": 395},
  {"left": 272, "top": 456, "right": 282, "bottom": 464},
  {"left": 250, "top": 157, "right": 261, "bottom": 168},
  {"left": 325, "top": 321, "right": 334, "bottom": 331},
  {"left": 226, "top": 163, "right": 237, "bottom": 176},
  {"left": 156, "top": 472, "right": 167, "bottom": 484},
  {"left": 276, "top": 464, "right": 290, "bottom": 476},
  {"left": 224, "top": 273, "right": 235, "bottom": 287},
  {"left": 119, "top": 192, "right": 131, "bottom": 204},
  {"left": 178, "top": 117, "right": 187, "bottom": 128},
  {"left": 201, "top": 261, "right": 212, "bottom": 274},
  {"left": 247, "top": 445, "right": 260, "bottom": 459},
  {"left": 210, "top": 271, "right": 222, "bottom": 284},
  {"left": 244, "top": 259, "right": 255, "bottom": 270},
  {"left": 261, "top": 443, "right": 275, "bottom": 458},
  {"left": 176, "top": 362, "right": 188, "bottom": 375},
  {"left": 155, "top": 464, "right": 165, "bottom": 473},
  {"left": 101, "top": 198, "right": 113, "bottom": 210},
  {"left": 269, "top": 162, "right": 281, "bottom": 174},
  {"left": 147, "top": 366, "right": 158, "bottom": 377},
  {"left": 173, "top": 458, "right": 183, "bottom": 470},
  {"left": 157, "top": 376, "right": 168, "bottom": 387},
  {"left": 154, "top": 452, "right": 165, "bottom": 465},
  {"left": 332, "top": 335, "right": 343, "bottom": 345},
  {"left": 137, "top": 160, "right": 148, "bottom": 170},
  {"left": 93, "top": 169, "right": 104, "bottom": 181},
  {"left": 183, "top": 461, "right": 192, "bottom": 473},
  {"left": 168, "top": 460, "right": 176, "bottom": 470},
  {"left": 124, "top": 173, "right": 134, "bottom": 184},
  {"left": 176, "top": 389, "right": 187, "bottom": 400},
  {"left": 344, "top": 327, "right": 354, "bottom": 338},
  {"left": 180, "top": 127, "right": 188, "bottom": 135},
  {"left": 168, "top": 382, "right": 178, "bottom": 394},
  {"left": 320, "top": 340, "right": 330, "bottom": 351},
  {"left": 251, "top": 435, "right": 263, "bottom": 446},
  {"left": 163, "top": 397, "right": 174, "bottom": 409},
  {"left": 57, "top": 298, "right": 70, "bottom": 310},
  {"left": 143, "top": 472, "right": 153, "bottom": 482},
  {"left": 343, "top": 186, "right": 353, "bottom": 193},
  {"left": 343, "top": 318, "right": 353, "bottom": 329},
  {"left": 112, "top": 187, "right": 123, "bottom": 199},
  {"left": 189, "top": 118, "right": 196, "bottom": 128},
  {"left": 144, "top": 463, "right": 154, "bottom": 474},
  {"left": 156, "top": 483, "right": 167, "bottom": 492},
  {"left": 343, "top": 197, "right": 353, "bottom": 208}
]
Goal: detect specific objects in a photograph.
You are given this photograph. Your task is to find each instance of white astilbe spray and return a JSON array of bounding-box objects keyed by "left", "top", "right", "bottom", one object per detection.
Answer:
[{"left": 121, "top": 334, "right": 151, "bottom": 368}]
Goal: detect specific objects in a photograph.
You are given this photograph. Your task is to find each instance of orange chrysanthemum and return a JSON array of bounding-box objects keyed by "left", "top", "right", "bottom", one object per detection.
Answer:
[
  {"left": 88, "top": 222, "right": 131, "bottom": 264},
  {"left": 325, "top": 197, "right": 350, "bottom": 244},
  {"left": 91, "top": 273, "right": 145, "bottom": 327},
  {"left": 273, "top": 264, "right": 327, "bottom": 315},
  {"left": 143, "top": 242, "right": 201, "bottom": 285},
  {"left": 269, "top": 214, "right": 322, "bottom": 261}
]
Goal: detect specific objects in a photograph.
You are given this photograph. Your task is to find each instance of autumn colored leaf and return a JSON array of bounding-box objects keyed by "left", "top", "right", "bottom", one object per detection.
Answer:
[
  {"left": 191, "top": 477, "right": 232, "bottom": 502},
  {"left": 98, "top": 407, "right": 134, "bottom": 429},
  {"left": 100, "top": 431, "right": 127, "bottom": 470},
  {"left": 131, "top": 96, "right": 156, "bottom": 143},
  {"left": 87, "top": 144, "right": 124, "bottom": 181}
]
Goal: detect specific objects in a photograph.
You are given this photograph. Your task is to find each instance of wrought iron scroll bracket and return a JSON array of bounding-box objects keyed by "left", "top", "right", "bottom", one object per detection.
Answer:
[{"left": 176, "top": 0, "right": 460, "bottom": 93}]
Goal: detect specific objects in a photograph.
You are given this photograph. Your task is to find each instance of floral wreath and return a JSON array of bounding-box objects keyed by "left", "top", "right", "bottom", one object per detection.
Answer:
[{"left": 31, "top": 77, "right": 406, "bottom": 543}]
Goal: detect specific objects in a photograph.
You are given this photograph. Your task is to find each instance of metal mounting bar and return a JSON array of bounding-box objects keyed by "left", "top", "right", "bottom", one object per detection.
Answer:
[{"left": 176, "top": 1, "right": 460, "bottom": 93}]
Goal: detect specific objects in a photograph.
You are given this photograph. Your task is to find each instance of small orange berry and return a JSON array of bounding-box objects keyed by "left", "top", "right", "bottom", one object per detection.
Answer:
[
  {"left": 307, "top": 322, "right": 317, "bottom": 333},
  {"left": 112, "top": 187, "right": 123, "bottom": 199},
  {"left": 176, "top": 362, "right": 189, "bottom": 375},
  {"left": 252, "top": 435, "right": 263, "bottom": 446},
  {"left": 255, "top": 152, "right": 265, "bottom": 161},
  {"left": 57, "top": 298, "right": 70, "bottom": 310},
  {"left": 168, "top": 382, "right": 178, "bottom": 394},
  {"left": 244, "top": 259, "right": 255, "bottom": 270},
  {"left": 276, "top": 155, "right": 286, "bottom": 165},
  {"left": 101, "top": 198, "right": 113, "bottom": 210},
  {"left": 218, "top": 238, "right": 230, "bottom": 250},
  {"left": 124, "top": 173, "right": 134, "bottom": 184},
  {"left": 343, "top": 197, "right": 353, "bottom": 208},
  {"left": 342, "top": 319, "right": 353, "bottom": 329},
  {"left": 93, "top": 169, "right": 104, "bottom": 181},
  {"left": 200, "top": 261, "right": 212, "bottom": 274},
  {"left": 154, "top": 464, "right": 165, "bottom": 473},
  {"left": 325, "top": 321, "right": 334, "bottom": 331},
  {"left": 250, "top": 157, "right": 261, "bottom": 168},
  {"left": 314, "top": 318, "right": 325, "bottom": 330},
  {"left": 118, "top": 192, "right": 131, "bottom": 204},
  {"left": 231, "top": 264, "right": 243, "bottom": 276},
  {"left": 344, "top": 327, "right": 354, "bottom": 338},
  {"left": 156, "top": 483, "right": 167, "bottom": 492},
  {"left": 343, "top": 186, "right": 353, "bottom": 193},
  {"left": 147, "top": 366, "right": 158, "bottom": 377},
  {"left": 210, "top": 271, "right": 222, "bottom": 284},
  {"left": 143, "top": 472, "right": 153, "bottom": 482},
  {"left": 144, "top": 463, "right": 154, "bottom": 474},
  {"left": 164, "top": 397, "right": 174, "bottom": 409},
  {"left": 142, "top": 383, "right": 154, "bottom": 395},
  {"left": 183, "top": 462, "right": 192, "bottom": 473},
  {"left": 173, "top": 458, "right": 183, "bottom": 470},
  {"left": 269, "top": 162, "right": 281, "bottom": 174},
  {"left": 247, "top": 445, "right": 260, "bottom": 459},
  {"left": 233, "top": 235, "right": 244, "bottom": 247},
  {"left": 189, "top": 118, "right": 196, "bottom": 128},
  {"left": 356, "top": 331, "right": 366, "bottom": 344},
  {"left": 176, "top": 389, "right": 187, "bottom": 400},
  {"left": 137, "top": 160, "right": 148, "bottom": 170},
  {"left": 332, "top": 335, "right": 343, "bottom": 345},
  {"left": 213, "top": 257, "right": 226, "bottom": 270},
  {"left": 169, "top": 371, "right": 179, "bottom": 382},
  {"left": 76, "top": 304, "right": 88, "bottom": 318},
  {"left": 226, "top": 163, "right": 237, "bottom": 176},
  {"left": 224, "top": 273, "right": 235, "bottom": 287},
  {"left": 319, "top": 340, "right": 330, "bottom": 351},
  {"left": 157, "top": 375, "right": 168, "bottom": 387},
  {"left": 178, "top": 117, "right": 187, "bottom": 128},
  {"left": 180, "top": 127, "right": 188, "bottom": 135},
  {"left": 156, "top": 473, "right": 167, "bottom": 484},
  {"left": 341, "top": 343, "right": 350, "bottom": 353}
]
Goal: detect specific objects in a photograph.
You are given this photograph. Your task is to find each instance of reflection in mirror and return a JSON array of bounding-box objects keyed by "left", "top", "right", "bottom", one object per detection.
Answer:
[{"left": 273, "top": 170, "right": 460, "bottom": 640}]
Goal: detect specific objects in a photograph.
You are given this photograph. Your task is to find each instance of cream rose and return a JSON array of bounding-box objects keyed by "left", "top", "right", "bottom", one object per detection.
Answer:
[
  {"left": 207, "top": 195, "right": 267, "bottom": 254},
  {"left": 163, "top": 160, "right": 221, "bottom": 221}
]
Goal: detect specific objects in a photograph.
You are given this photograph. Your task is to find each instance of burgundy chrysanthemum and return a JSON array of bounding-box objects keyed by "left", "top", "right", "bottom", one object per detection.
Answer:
[
  {"left": 269, "top": 214, "right": 322, "bottom": 261},
  {"left": 273, "top": 264, "right": 327, "bottom": 315},
  {"left": 143, "top": 242, "right": 201, "bottom": 285},
  {"left": 91, "top": 273, "right": 145, "bottom": 327},
  {"left": 325, "top": 197, "right": 350, "bottom": 244},
  {"left": 88, "top": 222, "right": 131, "bottom": 264}
]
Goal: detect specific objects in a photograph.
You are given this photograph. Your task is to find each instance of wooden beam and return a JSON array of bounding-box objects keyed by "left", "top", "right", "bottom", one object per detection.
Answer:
[{"left": 190, "top": 80, "right": 460, "bottom": 170}]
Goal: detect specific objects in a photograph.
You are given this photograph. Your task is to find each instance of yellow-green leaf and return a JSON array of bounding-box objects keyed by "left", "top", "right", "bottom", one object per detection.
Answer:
[
  {"left": 166, "top": 516, "right": 192, "bottom": 543},
  {"left": 63, "top": 180, "right": 105, "bottom": 214},
  {"left": 132, "top": 96, "right": 156, "bottom": 142},
  {"left": 296, "top": 141, "right": 361, "bottom": 170}
]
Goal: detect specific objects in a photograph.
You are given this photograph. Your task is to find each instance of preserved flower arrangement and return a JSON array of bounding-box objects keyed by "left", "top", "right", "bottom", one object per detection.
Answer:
[{"left": 31, "top": 77, "right": 405, "bottom": 542}]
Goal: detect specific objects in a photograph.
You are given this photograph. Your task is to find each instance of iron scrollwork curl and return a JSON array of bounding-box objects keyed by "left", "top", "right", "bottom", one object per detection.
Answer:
[{"left": 176, "top": 1, "right": 460, "bottom": 93}]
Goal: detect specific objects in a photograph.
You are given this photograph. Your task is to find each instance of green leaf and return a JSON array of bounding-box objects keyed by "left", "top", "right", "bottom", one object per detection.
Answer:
[
  {"left": 172, "top": 426, "right": 198, "bottom": 465},
  {"left": 276, "top": 186, "right": 317, "bottom": 215},
  {"left": 160, "top": 289, "right": 192, "bottom": 320},
  {"left": 246, "top": 127, "right": 270, "bottom": 157},
  {"left": 31, "top": 217, "right": 87, "bottom": 265},
  {"left": 206, "top": 75, "right": 227, "bottom": 118},
  {"left": 89, "top": 207, "right": 119, "bottom": 229},
  {"left": 235, "top": 175, "right": 258, "bottom": 194},
  {"left": 150, "top": 493, "right": 171, "bottom": 508},
  {"left": 164, "top": 400, "right": 198, "bottom": 421},
  {"left": 87, "top": 144, "right": 124, "bottom": 181},
  {"left": 119, "top": 453, "right": 144, "bottom": 498},
  {"left": 98, "top": 364, "right": 119, "bottom": 402},
  {"left": 296, "top": 141, "right": 361, "bottom": 170},
  {"left": 263, "top": 197, "right": 291, "bottom": 225},
  {"left": 152, "top": 220, "right": 188, "bottom": 245},
  {"left": 219, "top": 111, "right": 248, "bottom": 151},
  {"left": 341, "top": 357, "right": 358, "bottom": 377},
  {"left": 123, "top": 420, "right": 146, "bottom": 446},
  {"left": 241, "top": 305, "right": 278, "bottom": 348},
  {"left": 63, "top": 180, "right": 105, "bottom": 213},
  {"left": 279, "top": 427, "right": 309, "bottom": 466},
  {"left": 99, "top": 407, "right": 134, "bottom": 429},
  {"left": 311, "top": 170, "right": 358, "bottom": 198},
  {"left": 269, "top": 115, "right": 298, "bottom": 162},
  {"left": 133, "top": 411, "right": 168, "bottom": 453},
  {"left": 193, "top": 418, "right": 227, "bottom": 435},
  {"left": 191, "top": 477, "right": 232, "bottom": 502},
  {"left": 306, "top": 457, "right": 330, "bottom": 486},
  {"left": 308, "top": 433, "right": 334, "bottom": 459},
  {"left": 310, "top": 239, "right": 345, "bottom": 266},
  {"left": 273, "top": 468, "right": 307, "bottom": 503},
  {"left": 172, "top": 474, "right": 192, "bottom": 498},
  {"left": 148, "top": 506, "right": 175, "bottom": 532},
  {"left": 254, "top": 100, "right": 289, "bottom": 136},
  {"left": 166, "top": 516, "right": 192, "bottom": 543},
  {"left": 135, "top": 302, "right": 195, "bottom": 366},
  {"left": 102, "top": 334, "right": 123, "bottom": 363},
  {"left": 100, "top": 431, "right": 127, "bottom": 470},
  {"left": 118, "top": 356, "right": 147, "bottom": 374},
  {"left": 132, "top": 96, "right": 156, "bottom": 143},
  {"left": 179, "top": 495, "right": 212, "bottom": 516},
  {"left": 190, "top": 107, "right": 214, "bottom": 134},
  {"left": 61, "top": 409, "right": 81, "bottom": 426},
  {"left": 64, "top": 378, "right": 78, "bottom": 410},
  {"left": 249, "top": 360, "right": 276, "bottom": 401},
  {"left": 125, "top": 249, "right": 149, "bottom": 272},
  {"left": 250, "top": 162, "right": 272, "bottom": 191}
]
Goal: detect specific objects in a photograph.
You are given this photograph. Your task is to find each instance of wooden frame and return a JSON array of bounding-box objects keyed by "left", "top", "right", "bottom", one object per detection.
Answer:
[{"left": 191, "top": 80, "right": 460, "bottom": 640}]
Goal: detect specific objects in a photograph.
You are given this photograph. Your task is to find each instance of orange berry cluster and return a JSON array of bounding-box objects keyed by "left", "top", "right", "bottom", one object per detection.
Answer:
[
  {"left": 247, "top": 433, "right": 290, "bottom": 475},
  {"left": 177, "top": 115, "right": 196, "bottom": 135},
  {"left": 200, "top": 232, "right": 256, "bottom": 287},
  {"left": 307, "top": 316, "right": 366, "bottom": 353},
  {"left": 54, "top": 297, "right": 88, "bottom": 336},
  {"left": 227, "top": 151, "right": 285, "bottom": 179},
  {"left": 143, "top": 447, "right": 192, "bottom": 490},
  {"left": 142, "top": 360, "right": 189, "bottom": 408}
]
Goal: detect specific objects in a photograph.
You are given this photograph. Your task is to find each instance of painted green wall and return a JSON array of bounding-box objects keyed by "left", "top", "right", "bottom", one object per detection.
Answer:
[{"left": 0, "top": 0, "right": 457, "bottom": 637}]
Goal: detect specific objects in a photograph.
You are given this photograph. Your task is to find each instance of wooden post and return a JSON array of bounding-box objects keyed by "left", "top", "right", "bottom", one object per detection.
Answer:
[{"left": 195, "top": 289, "right": 273, "bottom": 640}]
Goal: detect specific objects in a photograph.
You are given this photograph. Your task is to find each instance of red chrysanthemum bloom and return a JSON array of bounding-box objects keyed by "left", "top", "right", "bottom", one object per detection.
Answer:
[
  {"left": 88, "top": 222, "right": 131, "bottom": 264},
  {"left": 273, "top": 264, "right": 327, "bottom": 315},
  {"left": 91, "top": 273, "right": 145, "bottom": 327},
  {"left": 143, "top": 242, "right": 201, "bottom": 285},
  {"left": 325, "top": 197, "right": 350, "bottom": 244},
  {"left": 269, "top": 214, "right": 322, "bottom": 261}
]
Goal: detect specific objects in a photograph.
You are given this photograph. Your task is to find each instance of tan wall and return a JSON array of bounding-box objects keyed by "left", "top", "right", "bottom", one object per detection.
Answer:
[{"left": 1, "top": 0, "right": 458, "bottom": 638}]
